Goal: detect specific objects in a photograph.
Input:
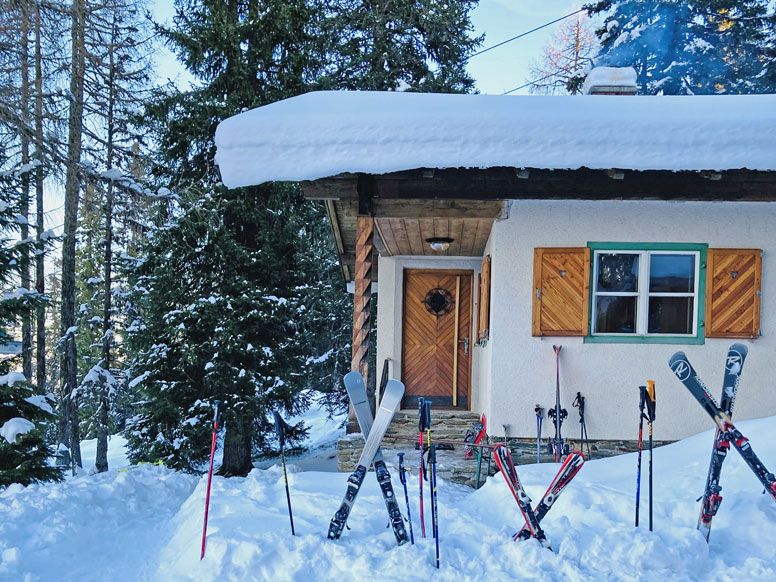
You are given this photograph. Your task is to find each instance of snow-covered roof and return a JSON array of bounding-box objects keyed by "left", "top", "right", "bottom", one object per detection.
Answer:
[
  {"left": 582, "top": 66, "right": 638, "bottom": 95},
  {"left": 214, "top": 91, "right": 776, "bottom": 189}
]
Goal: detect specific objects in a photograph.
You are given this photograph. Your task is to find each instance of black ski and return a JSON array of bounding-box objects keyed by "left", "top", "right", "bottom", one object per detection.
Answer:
[
  {"left": 328, "top": 379, "right": 405, "bottom": 541},
  {"left": 697, "top": 344, "right": 746, "bottom": 541},
  {"left": 342, "top": 371, "right": 409, "bottom": 545},
  {"left": 669, "top": 351, "right": 776, "bottom": 504}
]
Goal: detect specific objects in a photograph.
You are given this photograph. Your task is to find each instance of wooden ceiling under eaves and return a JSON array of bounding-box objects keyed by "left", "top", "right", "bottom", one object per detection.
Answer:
[{"left": 312, "top": 183, "right": 507, "bottom": 281}]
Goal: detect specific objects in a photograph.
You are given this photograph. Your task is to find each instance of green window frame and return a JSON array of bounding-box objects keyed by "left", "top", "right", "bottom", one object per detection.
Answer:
[{"left": 584, "top": 242, "right": 707, "bottom": 345}]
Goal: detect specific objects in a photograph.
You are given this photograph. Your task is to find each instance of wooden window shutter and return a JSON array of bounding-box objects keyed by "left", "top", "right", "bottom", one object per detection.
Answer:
[
  {"left": 705, "top": 248, "right": 762, "bottom": 339},
  {"left": 477, "top": 255, "right": 491, "bottom": 342},
  {"left": 532, "top": 247, "right": 591, "bottom": 337}
]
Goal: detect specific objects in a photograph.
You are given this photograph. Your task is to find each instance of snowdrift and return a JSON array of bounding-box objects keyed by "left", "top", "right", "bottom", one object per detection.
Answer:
[{"left": 2, "top": 417, "right": 776, "bottom": 581}]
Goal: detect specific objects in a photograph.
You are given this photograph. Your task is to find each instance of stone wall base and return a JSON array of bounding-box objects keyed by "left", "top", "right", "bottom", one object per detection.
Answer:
[{"left": 337, "top": 435, "right": 673, "bottom": 488}]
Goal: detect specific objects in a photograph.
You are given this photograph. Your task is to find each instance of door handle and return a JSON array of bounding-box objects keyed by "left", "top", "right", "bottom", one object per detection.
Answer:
[{"left": 459, "top": 337, "right": 469, "bottom": 355}]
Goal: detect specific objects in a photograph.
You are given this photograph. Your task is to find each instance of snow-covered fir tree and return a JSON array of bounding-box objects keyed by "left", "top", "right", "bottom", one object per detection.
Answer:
[
  {"left": 326, "top": 0, "right": 482, "bottom": 91},
  {"left": 585, "top": 0, "right": 775, "bottom": 94},
  {"left": 124, "top": 185, "right": 313, "bottom": 474},
  {"left": 0, "top": 165, "right": 60, "bottom": 487}
]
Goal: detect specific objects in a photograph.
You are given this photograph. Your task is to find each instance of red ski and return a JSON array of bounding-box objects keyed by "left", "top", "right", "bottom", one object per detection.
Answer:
[
  {"left": 493, "top": 445, "right": 549, "bottom": 548},
  {"left": 513, "top": 450, "right": 585, "bottom": 541}
]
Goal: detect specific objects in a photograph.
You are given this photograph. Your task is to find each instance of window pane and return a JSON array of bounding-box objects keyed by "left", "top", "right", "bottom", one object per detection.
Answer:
[
  {"left": 597, "top": 253, "right": 639, "bottom": 292},
  {"left": 648, "top": 297, "right": 694, "bottom": 334},
  {"left": 595, "top": 296, "right": 637, "bottom": 333},
  {"left": 650, "top": 254, "right": 695, "bottom": 293}
]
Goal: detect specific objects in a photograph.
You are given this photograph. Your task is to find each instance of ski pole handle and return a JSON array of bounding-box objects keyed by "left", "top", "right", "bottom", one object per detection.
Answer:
[
  {"left": 398, "top": 452, "right": 407, "bottom": 485},
  {"left": 213, "top": 400, "right": 223, "bottom": 429},
  {"left": 418, "top": 398, "right": 427, "bottom": 431},
  {"left": 423, "top": 400, "right": 432, "bottom": 430},
  {"left": 646, "top": 380, "right": 656, "bottom": 422}
]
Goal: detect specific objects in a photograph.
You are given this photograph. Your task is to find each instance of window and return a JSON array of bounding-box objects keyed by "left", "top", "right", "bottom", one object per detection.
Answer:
[{"left": 592, "top": 250, "right": 700, "bottom": 337}]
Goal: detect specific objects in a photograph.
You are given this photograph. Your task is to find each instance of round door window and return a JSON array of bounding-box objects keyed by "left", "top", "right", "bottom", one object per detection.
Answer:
[{"left": 423, "top": 287, "right": 454, "bottom": 316}]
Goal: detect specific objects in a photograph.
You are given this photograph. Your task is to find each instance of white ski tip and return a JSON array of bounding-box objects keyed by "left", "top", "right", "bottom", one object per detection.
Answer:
[{"left": 379, "top": 380, "right": 405, "bottom": 413}]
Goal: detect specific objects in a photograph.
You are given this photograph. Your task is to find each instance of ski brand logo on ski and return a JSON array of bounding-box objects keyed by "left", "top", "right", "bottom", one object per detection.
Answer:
[
  {"left": 671, "top": 360, "right": 691, "bottom": 381},
  {"left": 725, "top": 352, "right": 743, "bottom": 374}
]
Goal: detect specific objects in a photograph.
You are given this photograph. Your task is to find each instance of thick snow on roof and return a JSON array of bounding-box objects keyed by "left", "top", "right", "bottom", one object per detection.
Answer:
[{"left": 215, "top": 91, "right": 776, "bottom": 188}]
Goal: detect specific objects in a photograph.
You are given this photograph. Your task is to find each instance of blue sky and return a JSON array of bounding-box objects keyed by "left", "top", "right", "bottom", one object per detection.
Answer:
[{"left": 152, "top": 0, "right": 585, "bottom": 95}]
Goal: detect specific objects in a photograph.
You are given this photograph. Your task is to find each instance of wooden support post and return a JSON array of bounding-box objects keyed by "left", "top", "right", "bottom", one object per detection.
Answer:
[{"left": 349, "top": 214, "right": 374, "bottom": 433}]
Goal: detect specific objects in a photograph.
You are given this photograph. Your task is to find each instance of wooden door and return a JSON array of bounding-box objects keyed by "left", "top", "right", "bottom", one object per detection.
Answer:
[{"left": 402, "top": 269, "right": 472, "bottom": 409}]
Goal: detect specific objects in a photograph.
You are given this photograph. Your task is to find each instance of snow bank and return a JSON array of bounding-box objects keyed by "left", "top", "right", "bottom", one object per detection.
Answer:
[
  {"left": 215, "top": 91, "right": 776, "bottom": 188},
  {"left": 2, "top": 417, "right": 776, "bottom": 580}
]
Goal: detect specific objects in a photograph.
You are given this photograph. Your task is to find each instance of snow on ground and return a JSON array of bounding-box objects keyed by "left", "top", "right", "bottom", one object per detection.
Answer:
[
  {"left": 79, "top": 434, "right": 131, "bottom": 472},
  {"left": 2, "top": 416, "right": 776, "bottom": 581}
]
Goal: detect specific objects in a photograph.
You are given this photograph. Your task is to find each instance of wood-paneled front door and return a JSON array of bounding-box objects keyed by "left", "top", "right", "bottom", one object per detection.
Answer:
[{"left": 402, "top": 269, "right": 473, "bottom": 409}]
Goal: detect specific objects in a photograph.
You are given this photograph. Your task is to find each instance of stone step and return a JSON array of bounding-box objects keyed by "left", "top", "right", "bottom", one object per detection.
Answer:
[{"left": 386, "top": 411, "right": 481, "bottom": 442}]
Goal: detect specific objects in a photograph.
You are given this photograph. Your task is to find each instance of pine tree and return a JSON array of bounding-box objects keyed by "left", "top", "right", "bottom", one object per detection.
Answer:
[
  {"left": 327, "top": 0, "right": 481, "bottom": 92},
  {"left": 585, "top": 1, "right": 774, "bottom": 94},
  {"left": 0, "top": 164, "right": 61, "bottom": 487},
  {"left": 124, "top": 185, "right": 311, "bottom": 473}
]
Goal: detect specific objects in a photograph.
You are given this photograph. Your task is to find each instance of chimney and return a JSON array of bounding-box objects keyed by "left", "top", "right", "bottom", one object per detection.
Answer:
[{"left": 582, "top": 66, "right": 638, "bottom": 95}]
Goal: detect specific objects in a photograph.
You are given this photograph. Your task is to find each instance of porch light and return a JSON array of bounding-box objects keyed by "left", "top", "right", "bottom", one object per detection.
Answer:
[{"left": 426, "top": 237, "right": 453, "bottom": 252}]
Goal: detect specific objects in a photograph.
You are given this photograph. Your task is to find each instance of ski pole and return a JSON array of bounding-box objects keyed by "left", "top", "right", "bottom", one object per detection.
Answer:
[
  {"left": 429, "top": 444, "right": 440, "bottom": 569},
  {"left": 646, "top": 380, "right": 656, "bottom": 532},
  {"left": 201, "top": 400, "right": 222, "bottom": 560},
  {"left": 418, "top": 398, "right": 426, "bottom": 538},
  {"left": 273, "top": 411, "right": 295, "bottom": 536},
  {"left": 423, "top": 400, "right": 434, "bottom": 539},
  {"left": 535, "top": 405, "right": 543, "bottom": 464},
  {"left": 398, "top": 452, "right": 415, "bottom": 544},
  {"left": 635, "top": 386, "right": 646, "bottom": 527}
]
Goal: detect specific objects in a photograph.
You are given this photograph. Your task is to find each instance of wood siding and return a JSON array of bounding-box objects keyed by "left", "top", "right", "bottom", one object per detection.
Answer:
[
  {"left": 705, "top": 248, "right": 762, "bottom": 338},
  {"left": 532, "top": 247, "right": 591, "bottom": 336},
  {"left": 477, "top": 255, "right": 491, "bottom": 343}
]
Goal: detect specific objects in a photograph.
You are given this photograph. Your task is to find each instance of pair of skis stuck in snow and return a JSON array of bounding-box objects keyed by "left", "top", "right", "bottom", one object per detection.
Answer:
[
  {"left": 668, "top": 344, "right": 776, "bottom": 541},
  {"left": 328, "top": 371, "right": 410, "bottom": 545},
  {"left": 493, "top": 445, "right": 585, "bottom": 549}
]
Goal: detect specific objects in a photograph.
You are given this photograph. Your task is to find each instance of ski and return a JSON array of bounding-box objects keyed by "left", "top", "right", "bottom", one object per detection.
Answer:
[
  {"left": 513, "top": 450, "right": 585, "bottom": 541},
  {"left": 463, "top": 414, "right": 487, "bottom": 460},
  {"left": 548, "top": 345, "right": 568, "bottom": 461},
  {"left": 669, "top": 351, "right": 776, "bottom": 503},
  {"left": 328, "top": 378, "right": 405, "bottom": 541},
  {"left": 342, "top": 371, "right": 409, "bottom": 545},
  {"left": 697, "top": 344, "right": 746, "bottom": 541},
  {"left": 493, "top": 444, "right": 549, "bottom": 548}
]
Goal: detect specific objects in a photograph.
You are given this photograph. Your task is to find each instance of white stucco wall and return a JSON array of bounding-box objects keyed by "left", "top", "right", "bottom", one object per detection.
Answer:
[
  {"left": 375, "top": 255, "right": 482, "bottom": 408},
  {"left": 483, "top": 199, "right": 776, "bottom": 442}
]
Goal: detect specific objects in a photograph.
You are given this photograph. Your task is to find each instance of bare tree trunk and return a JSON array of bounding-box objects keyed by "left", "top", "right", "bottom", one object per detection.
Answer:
[
  {"left": 95, "top": 15, "right": 117, "bottom": 474},
  {"left": 20, "top": 3, "right": 33, "bottom": 380},
  {"left": 34, "top": 4, "right": 46, "bottom": 391},
  {"left": 218, "top": 410, "right": 253, "bottom": 477},
  {"left": 60, "top": 0, "right": 85, "bottom": 468}
]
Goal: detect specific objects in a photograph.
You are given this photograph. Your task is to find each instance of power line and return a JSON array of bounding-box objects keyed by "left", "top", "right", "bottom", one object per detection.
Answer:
[
  {"left": 468, "top": 8, "right": 586, "bottom": 61},
  {"left": 502, "top": 70, "right": 565, "bottom": 95}
]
